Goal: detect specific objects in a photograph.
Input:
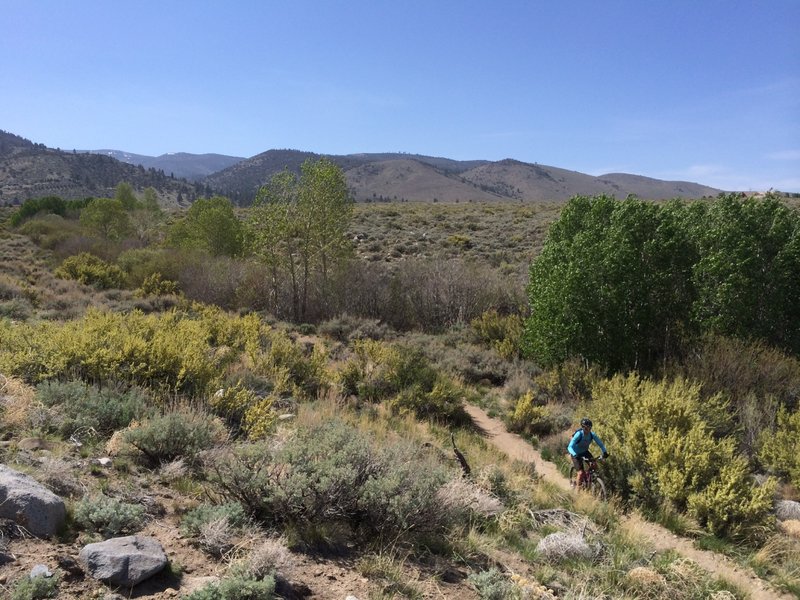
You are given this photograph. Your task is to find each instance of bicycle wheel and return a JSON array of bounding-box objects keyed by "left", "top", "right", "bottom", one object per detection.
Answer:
[{"left": 589, "top": 476, "right": 607, "bottom": 500}]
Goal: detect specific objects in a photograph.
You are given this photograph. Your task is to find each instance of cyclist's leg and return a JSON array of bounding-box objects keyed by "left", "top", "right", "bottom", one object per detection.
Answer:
[{"left": 570, "top": 454, "right": 583, "bottom": 488}]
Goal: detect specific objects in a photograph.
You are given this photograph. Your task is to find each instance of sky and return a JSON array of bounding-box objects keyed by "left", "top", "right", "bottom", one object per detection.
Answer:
[{"left": 1, "top": 1, "right": 798, "bottom": 192}]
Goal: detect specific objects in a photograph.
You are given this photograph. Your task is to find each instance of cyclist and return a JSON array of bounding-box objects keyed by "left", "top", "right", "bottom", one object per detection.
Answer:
[{"left": 568, "top": 418, "right": 609, "bottom": 488}]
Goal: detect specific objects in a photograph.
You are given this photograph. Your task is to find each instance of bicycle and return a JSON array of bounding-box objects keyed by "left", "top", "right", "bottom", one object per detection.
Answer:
[{"left": 568, "top": 456, "right": 607, "bottom": 500}]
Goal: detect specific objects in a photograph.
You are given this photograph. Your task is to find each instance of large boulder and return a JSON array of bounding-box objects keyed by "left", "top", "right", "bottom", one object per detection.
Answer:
[
  {"left": 79, "top": 536, "right": 167, "bottom": 587},
  {"left": 0, "top": 464, "right": 65, "bottom": 537}
]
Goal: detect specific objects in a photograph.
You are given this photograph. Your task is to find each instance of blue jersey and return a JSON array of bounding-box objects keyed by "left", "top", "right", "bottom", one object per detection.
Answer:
[{"left": 567, "top": 429, "right": 607, "bottom": 457}]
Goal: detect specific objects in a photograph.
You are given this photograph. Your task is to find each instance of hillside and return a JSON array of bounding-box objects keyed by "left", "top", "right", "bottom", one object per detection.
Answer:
[
  {"left": 86, "top": 149, "right": 245, "bottom": 181},
  {"left": 205, "top": 150, "right": 722, "bottom": 205},
  {"left": 1, "top": 129, "right": 723, "bottom": 206},
  {"left": 0, "top": 131, "right": 202, "bottom": 206}
]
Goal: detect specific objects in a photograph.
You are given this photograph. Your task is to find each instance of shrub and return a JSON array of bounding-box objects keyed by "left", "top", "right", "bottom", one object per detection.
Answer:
[
  {"left": 206, "top": 419, "right": 461, "bottom": 542},
  {"left": 36, "top": 380, "right": 153, "bottom": 438},
  {"left": 471, "top": 309, "right": 524, "bottom": 360},
  {"left": 389, "top": 374, "right": 469, "bottom": 425},
  {"left": 10, "top": 573, "right": 59, "bottom": 600},
  {"left": 244, "top": 537, "right": 296, "bottom": 579},
  {"left": 209, "top": 384, "right": 277, "bottom": 440},
  {"left": 180, "top": 502, "right": 249, "bottom": 538},
  {"left": 137, "top": 272, "right": 180, "bottom": 297},
  {"left": 759, "top": 406, "right": 800, "bottom": 486},
  {"left": 73, "top": 494, "right": 145, "bottom": 537},
  {"left": 509, "top": 392, "right": 552, "bottom": 437},
  {"left": 55, "top": 252, "right": 125, "bottom": 289},
  {"left": 123, "top": 407, "right": 226, "bottom": 466},
  {"left": 467, "top": 568, "right": 515, "bottom": 600},
  {"left": 183, "top": 573, "right": 275, "bottom": 600},
  {"left": 0, "top": 306, "right": 260, "bottom": 394},
  {"left": 589, "top": 373, "right": 776, "bottom": 541}
]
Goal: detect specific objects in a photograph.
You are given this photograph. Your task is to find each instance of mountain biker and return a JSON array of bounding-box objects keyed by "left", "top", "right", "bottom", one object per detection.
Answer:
[{"left": 568, "top": 418, "right": 609, "bottom": 488}]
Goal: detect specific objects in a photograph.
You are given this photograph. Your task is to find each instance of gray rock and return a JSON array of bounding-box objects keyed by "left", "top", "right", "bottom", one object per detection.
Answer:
[
  {"left": 79, "top": 535, "right": 167, "bottom": 587},
  {"left": 30, "top": 564, "right": 52, "bottom": 578},
  {"left": 776, "top": 499, "right": 800, "bottom": 521},
  {"left": 0, "top": 464, "right": 66, "bottom": 537}
]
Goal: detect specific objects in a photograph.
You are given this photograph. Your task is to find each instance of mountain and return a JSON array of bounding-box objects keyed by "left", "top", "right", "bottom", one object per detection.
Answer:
[
  {"left": 0, "top": 130, "right": 203, "bottom": 207},
  {"left": 86, "top": 149, "right": 245, "bottom": 181},
  {"left": 1, "top": 130, "right": 723, "bottom": 206},
  {"left": 204, "top": 150, "right": 721, "bottom": 205}
]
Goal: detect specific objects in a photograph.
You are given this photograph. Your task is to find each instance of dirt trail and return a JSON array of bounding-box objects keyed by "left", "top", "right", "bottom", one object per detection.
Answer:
[{"left": 465, "top": 404, "right": 792, "bottom": 600}]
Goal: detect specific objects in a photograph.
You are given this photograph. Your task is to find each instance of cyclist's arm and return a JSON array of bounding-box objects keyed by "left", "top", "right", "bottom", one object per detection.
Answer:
[
  {"left": 567, "top": 431, "right": 582, "bottom": 456},
  {"left": 591, "top": 432, "right": 608, "bottom": 455}
]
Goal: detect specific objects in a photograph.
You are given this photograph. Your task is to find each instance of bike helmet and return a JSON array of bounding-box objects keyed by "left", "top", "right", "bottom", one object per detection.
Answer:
[{"left": 580, "top": 418, "right": 593, "bottom": 428}]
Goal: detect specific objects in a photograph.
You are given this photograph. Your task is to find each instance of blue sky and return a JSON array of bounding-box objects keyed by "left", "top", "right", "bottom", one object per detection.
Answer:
[{"left": 2, "top": 1, "right": 798, "bottom": 192}]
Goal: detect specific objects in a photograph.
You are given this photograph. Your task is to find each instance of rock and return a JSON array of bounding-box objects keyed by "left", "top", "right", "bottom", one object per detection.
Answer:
[
  {"left": 96, "top": 457, "right": 113, "bottom": 467},
  {"left": 30, "top": 564, "right": 53, "bottom": 578},
  {"left": 0, "top": 464, "right": 66, "bottom": 537},
  {"left": 79, "top": 535, "right": 168, "bottom": 587},
  {"left": 776, "top": 500, "right": 800, "bottom": 521}
]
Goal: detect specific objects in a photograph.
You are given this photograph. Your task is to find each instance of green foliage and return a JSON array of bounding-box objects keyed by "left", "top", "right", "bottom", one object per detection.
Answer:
[
  {"left": 10, "top": 196, "right": 66, "bottom": 227},
  {"left": 524, "top": 193, "right": 800, "bottom": 372},
  {"left": 0, "top": 306, "right": 261, "bottom": 393},
  {"left": 471, "top": 309, "right": 523, "bottom": 360},
  {"left": 55, "top": 252, "right": 125, "bottom": 289},
  {"left": 167, "top": 196, "right": 244, "bottom": 257},
  {"left": 183, "top": 573, "right": 276, "bottom": 600},
  {"left": 79, "top": 197, "right": 132, "bottom": 240},
  {"left": 142, "top": 187, "right": 161, "bottom": 212},
  {"left": 691, "top": 194, "right": 800, "bottom": 353},
  {"left": 509, "top": 391, "right": 552, "bottom": 437},
  {"left": 759, "top": 406, "right": 800, "bottom": 485},
  {"left": 115, "top": 181, "right": 138, "bottom": 210},
  {"left": 523, "top": 195, "right": 697, "bottom": 372},
  {"left": 467, "top": 568, "right": 516, "bottom": 600},
  {"left": 207, "top": 419, "right": 457, "bottom": 542},
  {"left": 73, "top": 494, "right": 145, "bottom": 537},
  {"left": 208, "top": 383, "right": 276, "bottom": 440},
  {"left": 137, "top": 272, "right": 180, "bottom": 297},
  {"left": 589, "top": 373, "right": 776, "bottom": 541},
  {"left": 10, "top": 574, "right": 59, "bottom": 600},
  {"left": 123, "top": 407, "right": 226, "bottom": 466},
  {"left": 180, "top": 502, "right": 248, "bottom": 537},
  {"left": 669, "top": 335, "right": 800, "bottom": 457},
  {"left": 248, "top": 158, "right": 353, "bottom": 321},
  {"left": 337, "top": 339, "right": 467, "bottom": 424},
  {"left": 36, "top": 379, "right": 153, "bottom": 438}
]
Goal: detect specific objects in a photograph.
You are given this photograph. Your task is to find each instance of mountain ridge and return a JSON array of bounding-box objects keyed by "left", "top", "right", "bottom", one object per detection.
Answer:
[{"left": 1, "top": 129, "right": 723, "bottom": 205}]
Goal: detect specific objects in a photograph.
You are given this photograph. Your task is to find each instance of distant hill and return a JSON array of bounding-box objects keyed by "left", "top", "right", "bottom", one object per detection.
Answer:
[
  {"left": 205, "top": 150, "right": 721, "bottom": 205},
  {"left": 0, "top": 130, "right": 205, "bottom": 206},
  {"left": 85, "top": 149, "right": 245, "bottom": 181},
  {"left": 1, "top": 129, "right": 723, "bottom": 206}
]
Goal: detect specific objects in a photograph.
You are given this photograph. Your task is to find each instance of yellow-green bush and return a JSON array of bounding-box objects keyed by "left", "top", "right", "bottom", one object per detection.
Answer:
[
  {"left": 137, "top": 272, "right": 180, "bottom": 297},
  {"left": 55, "top": 252, "right": 125, "bottom": 289},
  {"left": 209, "top": 383, "right": 277, "bottom": 440},
  {"left": 589, "top": 374, "right": 775, "bottom": 541},
  {"left": 509, "top": 391, "right": 552, "bottom": 437},
  {"left": 336, "top": 339, "right": 467, "bottom": 424},
  {"left": 759, "top": 406, "right": 800, "bottom": 486},
  {"left": 470, "top": 309, "right": 523, "bottom": 360},
  {"left": 0, "top": 306, "right": 262, "bottom": 395}
]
